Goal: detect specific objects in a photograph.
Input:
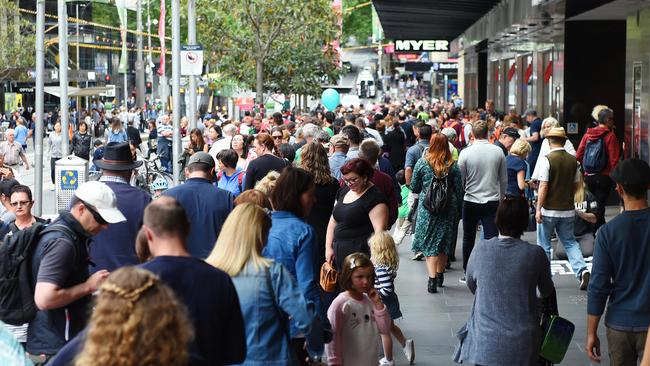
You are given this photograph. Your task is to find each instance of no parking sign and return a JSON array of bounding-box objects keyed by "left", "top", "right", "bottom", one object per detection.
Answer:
[{"left": 181, "top": 45, "right": 203, "bottom": 76}]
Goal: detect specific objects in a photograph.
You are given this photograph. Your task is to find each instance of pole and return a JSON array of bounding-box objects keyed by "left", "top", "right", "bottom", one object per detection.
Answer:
[
  {"left": 124, "top": 73, "right": 128, "bottom": 106},
  {"left": 76, "top": 4, "right": 80, "bottom": 114},
  {"left": 136, "top": 0, "right": 145, "bottom": 110},
  {"left": 187, "top": 0, "right": 197, "bottom": 130},
  {"left": 35, "top": 0, "right": 45, "bottom": 216},
  {"left": 171, "top": 0, "right": 181, "bottom": 185},
  {"left": 146, "top": 0, "right": 153, "bottom": 101},
  {"left": 58, "top": 0, "right": 70, "bottom": 156}
]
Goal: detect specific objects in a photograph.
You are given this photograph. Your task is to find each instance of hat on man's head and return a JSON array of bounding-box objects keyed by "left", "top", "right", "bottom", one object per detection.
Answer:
[
  {"left": 330, "top": 134, "right": 350, "bottom": 147},
  {"left": 545, "top": 127, "right": 567, "bottom": 139},
  {"left": 187, "top": 152, "right": 215, "bottom": 168},
  {"left": 610, "top": 158, "right": 650, "bottom": 187},
  {"left": 0, "top": 179, "right": 19, "bottom": 197},
  {"left": 75, "top": 181, "right": 126, "bottom": 224},
  {"left": 94, "top": 142, "right": 143, "bottom": 171},
  {"left": 502, "top": 127, "right": 520, "bottom": 139},
  {"left": 523, "top": 109, "right": 537, "bottom": 117}
]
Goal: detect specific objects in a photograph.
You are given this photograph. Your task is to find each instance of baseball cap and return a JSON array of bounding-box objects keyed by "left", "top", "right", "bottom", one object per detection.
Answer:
[
  {"left": 187, "top": 152, "right": 215, "bottom": 168},
  {"left": 610, "top": 158, "right": 650, "bottom": 187},
  {"left": 330, "top": 134, "right": 350, "bottom": 147},
  {"left": 75, "top": 181, "right": 126, "bottom": 224},
  {"left": 502, "top": 127, "right": 520, "bottom": 139}
]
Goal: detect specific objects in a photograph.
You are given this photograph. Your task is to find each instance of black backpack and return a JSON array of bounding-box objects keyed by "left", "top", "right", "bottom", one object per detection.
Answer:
[
  {"left": 582, "top": 137, "right": 608, "bottom": 174},
  {"left": 0, "top": 223, "right": 73, "bottom": 325},
  {"left": 423, "top": 171, "right": 452, "bottom": 215}
]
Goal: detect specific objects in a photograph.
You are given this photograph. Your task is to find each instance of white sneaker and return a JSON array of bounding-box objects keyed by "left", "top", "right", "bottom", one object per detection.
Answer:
[
  {"left": 379, "top": 357, "right": 395, "bottom": 366},
  {"left": 403, "top": 339, "right": 415, "bottom": 364}
]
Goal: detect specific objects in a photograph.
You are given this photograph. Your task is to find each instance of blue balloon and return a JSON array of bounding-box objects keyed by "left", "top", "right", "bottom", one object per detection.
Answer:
[{"left": 321, "top": 88, "right": 340, "bottom": 111}]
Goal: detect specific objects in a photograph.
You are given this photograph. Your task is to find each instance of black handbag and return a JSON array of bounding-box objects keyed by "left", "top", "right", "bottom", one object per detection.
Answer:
[
  {"left": 525, "top": 161, "right": 537, "bottom": 232},
  {"left": 527, "top": 200, "right": 537, "bottom": 232}
]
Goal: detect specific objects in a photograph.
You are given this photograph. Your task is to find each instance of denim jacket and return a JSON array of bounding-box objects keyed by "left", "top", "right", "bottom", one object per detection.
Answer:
[
  {"left": 264, "top": 211, "right": 322, "bottom": 331},
  {"left": 232, "top": 261, "right": 321, "bottom": 365}
]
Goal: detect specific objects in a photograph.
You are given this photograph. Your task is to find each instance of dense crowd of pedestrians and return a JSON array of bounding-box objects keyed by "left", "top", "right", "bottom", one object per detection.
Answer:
[{"left": 1, "top": 93, "right": 649, "bottom": 366}]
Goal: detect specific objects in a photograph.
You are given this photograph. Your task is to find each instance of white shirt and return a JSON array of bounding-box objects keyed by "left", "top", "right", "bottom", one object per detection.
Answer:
[
  {"left": 536, "top": 147, "right": 580, "bottom": 217},
  {"left": 365, "top": 128, "right": 384, "bottom": 147},
  {"left": 209, "top": 136, "right": 233, "bottom": 159},
  {"left": 531, "top": 139, "right": 576, "bottom": 180}
]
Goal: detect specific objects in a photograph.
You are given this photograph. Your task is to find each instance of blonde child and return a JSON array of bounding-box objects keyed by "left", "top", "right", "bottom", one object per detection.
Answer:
[
  {"left": 370, "top": 231, "right": 415, "bottom": 365},
  {"left": 326, "top": 252, "right": 391, "bottom": 366}
]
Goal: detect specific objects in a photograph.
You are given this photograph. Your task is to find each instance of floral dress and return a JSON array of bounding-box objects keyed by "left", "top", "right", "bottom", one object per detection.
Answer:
[{"left": 410, "top": 159, "right": 463, "bottom": 256}]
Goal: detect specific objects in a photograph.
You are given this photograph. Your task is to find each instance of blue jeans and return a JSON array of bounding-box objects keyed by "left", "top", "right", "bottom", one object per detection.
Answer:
[{"left": 537, "top": 215, "right": 588, "bottom": 279}]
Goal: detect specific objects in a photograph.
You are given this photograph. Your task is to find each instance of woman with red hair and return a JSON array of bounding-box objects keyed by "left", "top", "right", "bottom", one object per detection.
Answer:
[{"left": 410, "top": 133, "right": 463, "bottom": 293}]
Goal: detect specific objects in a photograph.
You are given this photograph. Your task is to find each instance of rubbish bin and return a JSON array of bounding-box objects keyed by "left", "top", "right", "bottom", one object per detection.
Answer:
[{"left": 55, "top": 155, "right": 89, "bottom": 211}]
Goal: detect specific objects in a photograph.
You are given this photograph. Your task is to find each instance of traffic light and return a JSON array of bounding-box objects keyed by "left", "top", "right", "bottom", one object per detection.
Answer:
[
  {"left": 105, "top": 75, "right": 111, "bottom": 83},
  {"left": 146, "top": 82, "right": 152, "bottom": 93}
]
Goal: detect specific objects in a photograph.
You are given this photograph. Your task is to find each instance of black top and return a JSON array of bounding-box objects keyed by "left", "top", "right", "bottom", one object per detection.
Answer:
[
  {"left": 244, "top": 154, "right": 288, "bottom": 190},
  {"left": 332, "top": 185, "right": 386, "bottom": 241},
  {"left": 27, "top": 212, "right": 90, "bottom": 355},
  {"left": 8, "top": 216, "right": 49, "bottom": 234},
  {"left": 574, "top": 191, "right": 598, "bottom": 237},
  {"left": 305, "top": 179, "right": 341, "bottom": 272},
  {"left": 383, "top": 127, "right": 407, "bottom": 173},
  {"left": 141, "top": 256, "right": 247, "bottom": 365},
  {"left": 71, "top": 132, "right": 92, "bottom": 160},
  {"left": 127, "top": 126, "right": 142, "bottom": 147}
]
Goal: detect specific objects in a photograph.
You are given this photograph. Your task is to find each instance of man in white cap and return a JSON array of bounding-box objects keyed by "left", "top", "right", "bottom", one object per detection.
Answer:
[{"left": 27, "top": 181, "right": 125, "bottom": 365}]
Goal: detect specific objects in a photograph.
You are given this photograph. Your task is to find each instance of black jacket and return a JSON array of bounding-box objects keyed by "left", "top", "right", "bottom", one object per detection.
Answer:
[{"left": 71, "top": 132, "right": 92, "bottom": 160}]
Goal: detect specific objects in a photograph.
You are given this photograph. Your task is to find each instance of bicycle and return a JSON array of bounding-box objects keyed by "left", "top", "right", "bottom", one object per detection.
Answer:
[{"left": 141, "top": 153, "right": 173, "bottom": 194}]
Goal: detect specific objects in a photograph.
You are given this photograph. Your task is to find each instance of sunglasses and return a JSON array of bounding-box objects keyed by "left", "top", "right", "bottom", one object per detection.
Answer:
[
  {"left": 10, "top": 200, "right": 31, "bottom": 207},
  {"left": 272, "top": 135, "right": 283, "bottom": 140},
  {"left": 82, "top": 201, "right": 109, "bottom": 225}
]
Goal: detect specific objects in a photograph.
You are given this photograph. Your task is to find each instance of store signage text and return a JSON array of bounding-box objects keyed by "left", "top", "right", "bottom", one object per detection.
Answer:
[
  {"left": 395, "top": 40, "right": 449, "bottom": 52},
  {"left": 432, "top": 63, "right": 458, "bottom": 71}
]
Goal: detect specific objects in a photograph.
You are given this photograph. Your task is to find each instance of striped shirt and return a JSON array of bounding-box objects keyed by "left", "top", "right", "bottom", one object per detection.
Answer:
[
  {"left": 374, "top": 264, "right": 395, "bottom": 297},
  {"left": 157, "top": 123, "right": 173, "bottom": 141}
]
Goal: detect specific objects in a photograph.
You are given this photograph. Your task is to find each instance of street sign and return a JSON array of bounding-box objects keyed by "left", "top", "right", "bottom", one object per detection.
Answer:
[
  {"left": 100, "top": 85, "right": 116, "bottom": 97},
  {"left": 181, "top": 45, "right": 203, "bottom": 76}
]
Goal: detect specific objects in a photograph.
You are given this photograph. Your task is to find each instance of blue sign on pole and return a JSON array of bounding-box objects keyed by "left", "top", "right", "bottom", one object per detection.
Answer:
[{"left": 60, "top": 170, "right": 79, "bottom": 190}]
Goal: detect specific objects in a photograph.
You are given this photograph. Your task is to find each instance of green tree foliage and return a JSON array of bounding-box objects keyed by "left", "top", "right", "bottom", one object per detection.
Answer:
[
  {"left": 342, "top": 0, "right": 371, "bottom": 46},
  {"left": 196, "top": 0, "right": 341, "bottom": 103},
  {"left": 0, "top": 0, "right": 35, "bottom": 81}
]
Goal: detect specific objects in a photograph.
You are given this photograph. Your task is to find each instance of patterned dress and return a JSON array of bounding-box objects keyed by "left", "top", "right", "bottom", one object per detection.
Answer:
[{"left": 410, "top": 159, "right": 463, "bottom": 256}]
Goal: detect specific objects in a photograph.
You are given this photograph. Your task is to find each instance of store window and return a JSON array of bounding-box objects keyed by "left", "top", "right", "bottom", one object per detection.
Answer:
[
  {"left": 523, "top": 55, "right": 535, "bottom": 111},
  {"left": 506, "top": 58, "right": 517, "bottom": 111},
  {"left": 542, "top": 51, "right": 554, "bottom": 119},
  {"left": 494, "top": 61, "right": 503, "bottom": 112}
]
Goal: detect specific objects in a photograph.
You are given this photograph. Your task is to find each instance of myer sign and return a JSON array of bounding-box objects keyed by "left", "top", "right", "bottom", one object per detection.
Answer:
[{"left": 395, "top": 40, "right": 449, "bottom": 52}]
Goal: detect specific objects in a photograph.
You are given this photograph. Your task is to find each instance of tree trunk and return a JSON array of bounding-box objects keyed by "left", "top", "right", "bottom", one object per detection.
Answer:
[{"left": 256, "top": 58, "right": 264, "bottom": 105}]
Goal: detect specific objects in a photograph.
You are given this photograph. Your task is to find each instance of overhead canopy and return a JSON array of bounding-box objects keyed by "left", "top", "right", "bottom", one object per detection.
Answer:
[
  {"left": 373, "top": 0, "right": 501, "bottom": 40},
  {"left": 44, "top": 86, "right": 113, "bottom": 98}
]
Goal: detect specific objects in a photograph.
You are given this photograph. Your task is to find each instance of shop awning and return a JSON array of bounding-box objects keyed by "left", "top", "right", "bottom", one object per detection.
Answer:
[
  {"left": 373, "top": 0, "right": 501, "bottom": 40},
  {"left": 43, "top": 86, "right": 112, "bottom": 98}
]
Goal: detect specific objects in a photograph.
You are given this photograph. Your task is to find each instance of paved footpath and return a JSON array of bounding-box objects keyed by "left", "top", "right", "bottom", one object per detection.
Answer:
[{"left": 392, "top": 209, "right": 620, "bottom": 366}]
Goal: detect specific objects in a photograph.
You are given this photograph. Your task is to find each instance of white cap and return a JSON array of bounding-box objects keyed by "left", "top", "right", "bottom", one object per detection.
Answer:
[{"left": 74, "top": 181, "right": 126, "bottom": 224}]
